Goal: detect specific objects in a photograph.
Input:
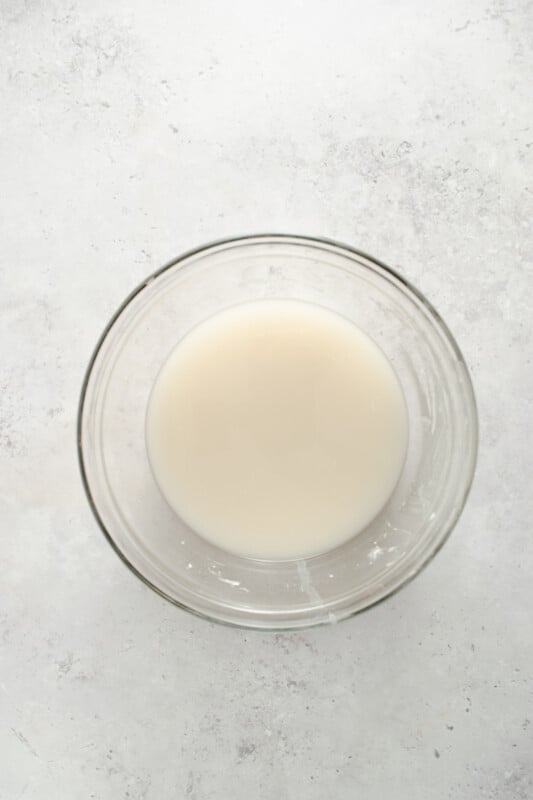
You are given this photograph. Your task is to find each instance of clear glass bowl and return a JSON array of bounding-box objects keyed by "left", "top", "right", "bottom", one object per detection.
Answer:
[{"left": 78, "top": 235, "right": 478, "bottom": 630}]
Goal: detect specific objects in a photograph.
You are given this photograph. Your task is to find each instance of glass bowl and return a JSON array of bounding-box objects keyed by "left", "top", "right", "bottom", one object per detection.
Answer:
[{"left": 78, "top": 234, "right": 478, "bottom": 630}]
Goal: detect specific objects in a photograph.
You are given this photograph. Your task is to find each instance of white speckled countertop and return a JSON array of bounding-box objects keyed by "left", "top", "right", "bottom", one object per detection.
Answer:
[{"left": 1, "top": 1, "right": 532, "bottom": 798}]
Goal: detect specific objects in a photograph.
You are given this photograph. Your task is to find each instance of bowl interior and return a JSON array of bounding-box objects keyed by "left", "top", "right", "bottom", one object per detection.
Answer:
[{"left": 79, "top": 235, "right": 477, "bottom": 629}]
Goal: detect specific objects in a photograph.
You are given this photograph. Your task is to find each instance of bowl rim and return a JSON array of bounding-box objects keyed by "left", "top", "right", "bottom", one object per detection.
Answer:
[{"left": 77, "top": 233, "right": 479, "bottom": 630}]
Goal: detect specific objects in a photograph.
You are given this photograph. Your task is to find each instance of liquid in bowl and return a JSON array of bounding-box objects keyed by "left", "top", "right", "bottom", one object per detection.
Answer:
[{"left": 146, "top": 299, "right": 408, "bottom": 560}]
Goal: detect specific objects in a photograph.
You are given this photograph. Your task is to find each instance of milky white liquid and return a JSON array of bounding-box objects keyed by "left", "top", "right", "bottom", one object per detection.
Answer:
[{"left": 146, "top": 300, "right": 408, "bottom": 560}]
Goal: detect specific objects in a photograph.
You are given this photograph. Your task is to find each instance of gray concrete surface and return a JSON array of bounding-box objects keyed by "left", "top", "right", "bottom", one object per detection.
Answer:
[{"left": 1, "top": 1, "right": 532, "bottom": 798}]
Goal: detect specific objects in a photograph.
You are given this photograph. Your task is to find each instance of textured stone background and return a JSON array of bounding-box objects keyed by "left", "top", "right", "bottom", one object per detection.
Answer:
[{"left": 1, "top": 1, "right": 532, "bottom": 798}]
